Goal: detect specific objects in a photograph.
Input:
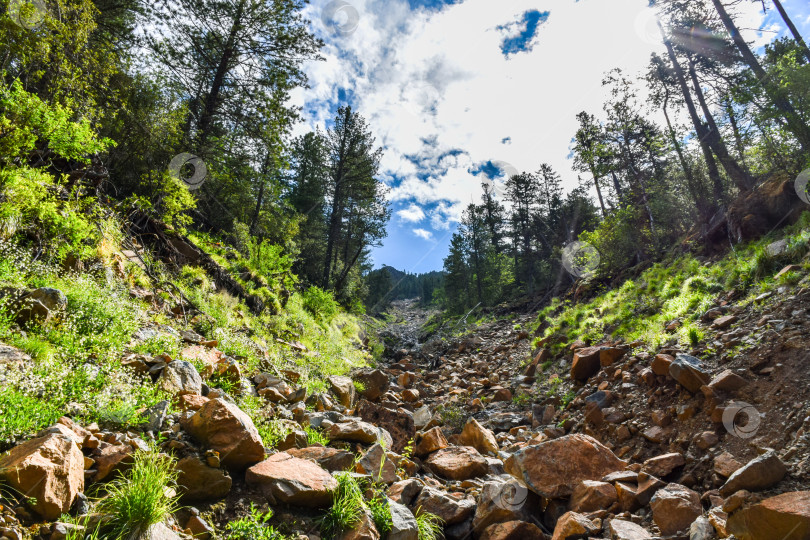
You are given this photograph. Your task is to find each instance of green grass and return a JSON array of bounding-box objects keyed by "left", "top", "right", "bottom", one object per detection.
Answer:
[
  {"left": 415, "top": 508, "right": 443, "bottom": 540},
  {"left": 95, "top": 450, "right": 179, "bottom": 538},
  {"left": 534, "top": 212, "right": 810, "bottom": 352},
  {"left": 305, "top": 426, "right": 330, "bottom": 446},
  {"left": 320, "top": 472, "right": 364, "bottom": 539},
  {"left": 366, "top": 490, "right": 393, "bottom": 537}
]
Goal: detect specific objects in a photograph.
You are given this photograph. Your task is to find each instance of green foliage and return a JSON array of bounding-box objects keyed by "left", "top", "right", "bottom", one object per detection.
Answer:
[
  {"left": 256, "top": 420, "right": 291, "bottom": 449},
  {"left": 0, "top": 387, "right": 62, "bottom": 444},
  {"left": 320, "top": 472, "right": 364, "bottom": 539},
  {"left": 415, "top": 508, "right": 444, "bottom": 540},
  {"left": 95, "top": 450, "right": 179, "bottom": 538},
  {"left": 436, "top": 404, "right": 466, "bottom": 431},
  {"left": 226, "top": 504, "right": 287, "bottom": 540},
  {"left": 305, "top": 426, "right": 330, "bottom": 447},
  {"left": 302, "top": 285, "right": 338, "bottom": 324},
  {"left": 367, "top": 492, "right": 392, "bottom": 537}
]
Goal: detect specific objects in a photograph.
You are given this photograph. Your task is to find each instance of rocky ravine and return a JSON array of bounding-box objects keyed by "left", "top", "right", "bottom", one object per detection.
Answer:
[{"left": 1, "top": 273, "right": 809, "bottom": 540}]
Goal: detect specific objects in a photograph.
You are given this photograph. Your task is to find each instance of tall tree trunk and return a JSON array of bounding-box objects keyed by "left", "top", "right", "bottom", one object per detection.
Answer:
[
  {"left": 195, "top": 0, "right": 246, "bottom": 150},
  {"left": 660, "top": 22, "right": 726, "bottom": 204},
  {"left": 662, "top": 97, "right": 710, "bottom": 217},
  {"left": 725, "top": 98, "right": 747, "bottom": 166},
  {"left": 772, "top": 0, "right": 810, "bottom": 62},
  {"left": 710, "top": 0, "right": 810, "bottom": 151},
  {"left": 688, "top": 60, "right": 756, "bottom": 192},
  {"left": 591, "top": 172, "right": 607, "bottom": 217}
]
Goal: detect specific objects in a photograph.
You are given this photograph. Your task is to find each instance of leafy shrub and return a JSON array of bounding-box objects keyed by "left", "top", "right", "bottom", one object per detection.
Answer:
[
  {"left": 226, "top": 503, "right": 286, "bottom": 539},
  {"left": 302, "top": 285, "right": 339, "bottom": 324},
  {"left": 415, "top": 508, "right": 443, "bottom": 540},
  {"left": 367, "top": 492, "right": 392, "bottom": 537},
  {"left": 305, "top": 426, "right": 330, "bottom": 446}
]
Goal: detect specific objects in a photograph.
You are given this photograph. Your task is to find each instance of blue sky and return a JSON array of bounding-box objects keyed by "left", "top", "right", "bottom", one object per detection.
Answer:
[{"left": 293, "top": 0, "right": 810, "bottom": 273}]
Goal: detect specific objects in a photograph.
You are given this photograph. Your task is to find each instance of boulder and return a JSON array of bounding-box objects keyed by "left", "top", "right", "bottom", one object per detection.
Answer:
[
  {"left": 459, "top": 417, "right": 498, "bottom": 455},
  {"left": 642, "top": 452, "right": 685, "bottom": 478},
  {"left": 720, "top": 450, "right": 786, "bottom": 496},
  {"left": 552, "top": 511, "right": 599, "bottom": 540},
  {"left": 504, "top": 434, "right": 626, "bottom": 498},
  {"left": 181, "top": 398, "right": 265, "bottom": 470},
  {"left": 472, "top": 479, "right": 538, "bottom": 535},
  {"left": 708, "top": 370, "right": 748, "bottom": 392},
  {"left": 327, "top": 419, "right": 393, "bottom": 448},
  {"left": 651, "top": 354, "right": 674, "bottom": 376},
  {"left": 286, "top": 446, "right": 354, "bottom": 472},
  {"left": 479, "top": 520, "right": 546, "bottom": 540},
  {"left": 650, "top": 483, "right": 702, "bottom": 536},
  {"left": 570, "top": 346, "right": 601, "bottom": 381},
  {"left": 328, "top": 375, "right": 356, "bottom": 408},
  {"left": 340, "top": 511, "right": 380, "bottom": 540},
  {"left": 608, "top": 519, "right": 652, "bottom": 539},
  {"left": 246, "top": 452, "right": 338, "bottom": 507},
  {"left": 388, "top": 500, "right": 419, "bottom": 540},
  {"left": 599, "top": 347, "right": 627, "bottom": 367},
  {"left": 175, "top": 456, "right": 231, "bottom": 502},
  {"left": 568, "top": 480, "right": 617, "bottom": 512},
  {"left": 356, "top": 400, "right": 415, "bottom": 453},
  {"left": 388, "top": 478, "right": 423, "bottom": 506},
  {"left": 0, "top": 432, "right": 84, "bottom": 520},
  {"left": 668, "top": 354, "right": 710, "bottom": 393},
  {"left": 353, "top": 369, "right": 390, "bottom": 401},
  {"left": 356, "top": 443, "right": 397, "bottom": 484},
  {"left": 92, "top": 444, "right": 134, "bottom": 482},
  {"left": 414, "top": 426, "right": 448, "bottom": 457},
  {"left": 727, "top": 491, "right": 810, "bottom": 540},
  {"left": 425, "top": 446, "right": 488, "bottom": 480},
  {"left": 411, "top": 485, "right": 475, "bottom": 526},
  {"left": 159, "top": 361, "right": 203, "bottom": 395}
]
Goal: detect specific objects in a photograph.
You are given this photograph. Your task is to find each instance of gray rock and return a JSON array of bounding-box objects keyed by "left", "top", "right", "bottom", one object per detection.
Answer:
[
  {"left": 388, "top": 499, "right": 419, "bottom": 540},
  {"left": 669, "top": 354, "right": 710, "bottom": 393},
  {"left": 159, "top": 361, "right": 202, "bottom": 395}
]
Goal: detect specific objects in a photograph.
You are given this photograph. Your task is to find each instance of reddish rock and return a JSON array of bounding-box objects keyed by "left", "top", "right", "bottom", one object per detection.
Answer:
[
  {"left": 414, "top": 427, "right": 448, "bottom": 457},
  {"left": 570, "top": 347, "right": 601, "bottom": 381},
  {"left": 402, "top": 389, "right": 420, "bottom": 402},
  {"left": 355, "top": 400, "right": 414, "bottom": 454},
  {"left": 599, "top": 347, "right": 627, "bottom": 367},
  {"left": 642, "top": 452, "right": 685, "bottom": 477},
  {"left": 286, "top": 446, "right": 355, "bottom": 472},
  {"left": 694, "top": 431, "right": 719, "bottom": 450},
  {"left": 712, "top": 315, "right": 738, "bottom": 329},
  {"left": 412, "top": 485, "right": 475, "bottom": 525},
  {"left": 327, "top": 419, "right": 393, "bottom": 448},
  {"left": 720, "top": 450, "right": 786, "bottom": 496},
  {"left": 246, "top": 452, "right": 338, "bottom": 507},
  {"left": 459, "top": 417, "right": 498, "bottom": 456},
  {"left": 650, "top": 483, "right": 702, "bottom": 536},
  {"left": 651, "top": 354, "right": 674, "bottom": 376},
  {"left": 709, "top": 370, "right": 748, "bottom": 392},
  {"left": 425, "top": 446, "right": 488, "bottom": 480},
  {"left": 340, "top": 511, "right": 380, "bottom": 540},
  {"left": 568, "top": 480, "right": 617, "bottom": 512},
  {"left": 615, "top": 481, "right": 640, "bottom": 512},
  {"left": 181, "top": 398, "right": 265, "bottom": 470},
  {"left": 609, "top": 519, "right": 652, "bottom": 539},
  {"left": 356, "top": 444, "right": 397, "bottom": 484},
  {"left": 0, "top": 433, "right": 84, "bottom": 520},
  {"left": 92, "top": 444, "right": 134, "bottom": 482},
  {"left": 353, "top": 369, "right": 390, "bottom": 401},
  {"left": 480, "top": 520, "right": 546, "bottom": 540},
  {"left": 714, "top": 452, "right": 743, "bottom": 478},
  {"left": 727, "top": 491, "right": 810, "bottom": 540},
  {"left": 327, "top": 375, "right": 356, "bottom": 408},
  {"left": 552, "top": 512, "right": 599, "bottom": 540},
  {"left": 492, "top": 387, "right": 513, "bottom": 402},
  {"left": 175, "top": 456, "right": 231, "bottom": 502},
  {"left": 472, "top": 479, "right": 539, "bottom": 535},
  {"left": 504, "top": 434, "right": 626, "bottom": 498}
]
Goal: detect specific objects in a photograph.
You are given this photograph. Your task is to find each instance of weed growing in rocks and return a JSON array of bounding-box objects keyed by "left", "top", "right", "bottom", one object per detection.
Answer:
[
  {"left": 225, "top": 503, "right": 287, "bottom": 539},
  {"left": 319, "top": 472, "right": 364, "bottom": 539},
  {"left": 305, "top": 426, "right": 330, "bottom": 446},
  {"left": 95, "top": 450, "right": 179, "bottom": 538},
  {"left": 414, "top": 508, "right": 443, "bottom": 540}
]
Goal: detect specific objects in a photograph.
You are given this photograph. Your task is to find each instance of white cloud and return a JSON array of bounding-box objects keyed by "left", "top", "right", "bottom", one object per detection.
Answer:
[
  {"left": 292, "top": 0, "right": 769, "bottom": 239},
  {"left": 413, "top": 228, "right": 434, "bottom": 241},
  {"left": 396, "top": 203, "right": 425, "bottom": 223}
]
